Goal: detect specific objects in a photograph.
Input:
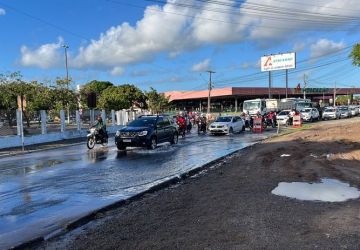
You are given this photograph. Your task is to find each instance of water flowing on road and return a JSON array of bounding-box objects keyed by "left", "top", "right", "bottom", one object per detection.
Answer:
[{"left": 0, "top": 130, "right": 273, "bottom": 248}]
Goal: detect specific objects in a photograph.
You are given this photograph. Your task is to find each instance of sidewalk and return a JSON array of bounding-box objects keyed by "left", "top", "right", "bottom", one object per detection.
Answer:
[{"left": 0, "top": 137, "right": 86, "bottom": 158}]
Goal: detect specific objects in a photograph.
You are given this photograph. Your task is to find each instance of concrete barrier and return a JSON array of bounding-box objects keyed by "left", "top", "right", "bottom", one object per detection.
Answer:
[{"left": 0, "top": 125, "right": 123, "bottom": 150}]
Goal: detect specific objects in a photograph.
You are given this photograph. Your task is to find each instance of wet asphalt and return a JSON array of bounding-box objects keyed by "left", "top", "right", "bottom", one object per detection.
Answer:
[{"left": 0, "top": 129, "right": 273, "bottom": 249}]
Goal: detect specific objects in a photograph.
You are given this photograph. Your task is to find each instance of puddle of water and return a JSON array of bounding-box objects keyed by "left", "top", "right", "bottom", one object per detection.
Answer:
[{"left": 272, "top": 178, "right": 360, "bottom": 202}]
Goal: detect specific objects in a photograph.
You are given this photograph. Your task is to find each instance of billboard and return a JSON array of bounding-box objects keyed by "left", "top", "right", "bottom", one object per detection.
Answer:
[{"left": 261, "top": 52, "right": 296, "bottom": 72}]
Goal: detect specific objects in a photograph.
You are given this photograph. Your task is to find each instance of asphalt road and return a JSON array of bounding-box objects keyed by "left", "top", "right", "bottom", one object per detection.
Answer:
[{"left": 0, "top": 129, "right": 274, "bottom": 249}]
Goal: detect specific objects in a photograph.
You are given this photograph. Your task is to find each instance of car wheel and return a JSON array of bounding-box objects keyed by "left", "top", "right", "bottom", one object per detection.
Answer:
[
  {"left": 116, "top": 144, "right": 126, "bottom": 150},
  {"left": 242, "top": 125, "right": 245, "bottom": 132},
  {"left": 229, "top": 127, "right": 233, "bottom": 134},
  {"left": 170, "top": 133, "right": 178, "bottom": 145},
  {"left": 310, "top": 117, "right": 313, "bottom": 122},
  {"left": 147, "top": 136, "right": 157, "bottom": 150}
]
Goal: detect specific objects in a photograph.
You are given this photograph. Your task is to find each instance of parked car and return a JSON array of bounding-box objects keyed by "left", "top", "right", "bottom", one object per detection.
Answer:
[
  {"left": 300, "top": 108, "right": 319, "bottom": 122},
  {"left": 322, "top": 107, "right": 340, "bottom": 120},
  {"left": 115, "top": 115, "right": 178, "bottom": 150},
  {"left": 338, "top": 106, "right": 351, "bottom": 118},
  {"left": 276, "top": 110, "right": 291, "bottom": 125},
  {"left": 349, "top": 106, "right": 359, "bottom": 116},
  {"left": 208, "top": 115, "right": 245, "bottom": 135}
]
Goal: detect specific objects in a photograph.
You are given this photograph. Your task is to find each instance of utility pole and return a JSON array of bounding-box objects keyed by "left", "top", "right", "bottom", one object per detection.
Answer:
[
  {"left": 62, "top": 44, "right": 70, "bottom": 124},
  {"left": 285, "top": 69, "right": 288, "bottom": 99},
  {"left": 63, "top": 45, "right": 69, "bottom": 82},
  {"left": 333, "top": 82, "right": 336, "bottom": 107},
  {"left": 268, "top": 71, "right": 272, "bottom": 99},
  {"left": 207, "top": 70, "right": 215, "bottom": 114},
  {"left": 303, "top": 74, "right": 308, "bottom": 99}
]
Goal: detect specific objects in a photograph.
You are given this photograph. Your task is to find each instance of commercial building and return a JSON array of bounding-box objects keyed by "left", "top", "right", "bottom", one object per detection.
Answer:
[{"left": 165, "top": 87, "right": 360, "bottom": 112}]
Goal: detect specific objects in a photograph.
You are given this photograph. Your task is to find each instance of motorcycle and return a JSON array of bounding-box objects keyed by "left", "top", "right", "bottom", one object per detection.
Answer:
[
  {"left": 198, "top": 119, "right": 207, "bottom": 134},
  {"left": 264, "top": 116, "right": 277, "bottom": 128},
  {"left": 87, "top": 127, "right": 108, "bottom": 149},
  {"left": 176, "top": 121, "right": 186, "bottom": 138},
  {"left": 186, "top": 122, "right": 192, "bottom": 134}
]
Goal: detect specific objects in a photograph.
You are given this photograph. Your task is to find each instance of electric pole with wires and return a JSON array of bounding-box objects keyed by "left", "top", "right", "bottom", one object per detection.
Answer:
[
  {"left": 303, "top": 73, "right": 308, "bottom": 99},
  {"left": 206, "top": 70, "right": 215, "bottom": 114}
]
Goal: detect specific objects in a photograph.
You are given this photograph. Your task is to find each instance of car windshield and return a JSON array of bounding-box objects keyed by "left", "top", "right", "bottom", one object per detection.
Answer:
[
  {"left": 243, "top": 101, "right": 260, "bottom": 110},
  {"left": 128, "top": 118, "right": 157, "bottom": 127},
  {"left": 278, "top": 111, "right": 290, "bottom": 116},
  {"left": 216, "top": 117, "right": 232, "bottom": 122},
  {"left": 324, "top": 108, "right": 335, "bottom": 112},
  {"left": 339, "top": 107, "right": 348, "bottom": 111},
  {"left": 301, "top": 109, "right": 311, "bottom": 113}
]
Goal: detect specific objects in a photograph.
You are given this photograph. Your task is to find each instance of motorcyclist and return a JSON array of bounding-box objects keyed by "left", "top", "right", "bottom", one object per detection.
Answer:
[
  {"left": 176, "top": 112, "right": 186, "bottom": 135},
  {"left": 267, "top": 111, "right": 276, "bottom": 127},
  {"left": 94, "top": 115, "right": 107, "bottom": 139},
  {"left": 198, "top": 113, "right": 207, "bottom": 133},
  {"left": 185, "top": 112, "right": 192, "bottom": 133},
  {"left": 288, "top": 109, "right": 296, "bottom": 126}
]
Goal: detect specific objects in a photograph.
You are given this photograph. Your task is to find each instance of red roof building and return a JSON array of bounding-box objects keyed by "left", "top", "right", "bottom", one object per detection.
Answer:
[{"left": 164, "top": 87, "right": 360, "bottom": 112}]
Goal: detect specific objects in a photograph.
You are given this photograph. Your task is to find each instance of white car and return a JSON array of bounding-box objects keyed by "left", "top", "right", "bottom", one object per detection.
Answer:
[
  {"left": 300, "top": 108, "right": 319, "bottom": 122},
  {"left": 276, "top": 110, "right": 291, "bottom": 125},
  {"left": 338, "top": 106, "right": 351, "bottom": 118},
  {"left": 349, "top": 106, "right": 359, "bottom": 116},
  {"left": 209, "top": 116, "right": 245, "bottom": 135},
  {"left": 322, "top": 107, "right": 340, "bottom": 120}
]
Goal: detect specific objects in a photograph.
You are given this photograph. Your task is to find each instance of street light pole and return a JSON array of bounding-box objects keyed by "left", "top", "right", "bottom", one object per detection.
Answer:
[
  {"left": 206, "top": 70, "right": 215, "bottom": 114},
  {"left": 63, "top": 45, "right": 69, "bottom": 83},
  {"left": 62, "top": 44, "right": 70, "bottom": 124}
]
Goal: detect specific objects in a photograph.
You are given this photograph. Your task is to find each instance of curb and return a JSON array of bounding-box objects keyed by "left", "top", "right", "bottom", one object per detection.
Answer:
[
  {"left": 0, "top": 132, "right": 117, "bottom": 159},
  {"left": 0, "top": 142, "right": 85, "bottom": 159},
  {"left": 9, "top": 140, "right": 265, "bottom": 249}
]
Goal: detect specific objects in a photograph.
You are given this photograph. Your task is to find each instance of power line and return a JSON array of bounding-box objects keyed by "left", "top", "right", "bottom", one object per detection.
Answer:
[
  {"left": 107, "top": 0, "right": 357, "bottom": 31},
  {"left": 150, "top": 0, "right": 360, "bottom": 23}
]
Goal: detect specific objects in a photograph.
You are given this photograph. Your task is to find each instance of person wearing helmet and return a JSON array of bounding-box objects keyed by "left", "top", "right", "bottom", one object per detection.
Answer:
[{"left": 176, "top": 112, "right": 186, "bottom": 137}]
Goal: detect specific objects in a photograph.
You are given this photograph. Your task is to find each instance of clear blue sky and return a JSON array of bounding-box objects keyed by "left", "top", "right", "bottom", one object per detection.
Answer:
[{"left": 0, "top": 0, "right": 360, "bottom": 92}]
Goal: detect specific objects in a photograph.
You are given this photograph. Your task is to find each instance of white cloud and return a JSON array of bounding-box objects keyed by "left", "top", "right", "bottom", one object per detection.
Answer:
[
  {"left": 0, "top": 8, "right": 5, "bottom": 16},
  {"left": 310, "top": 39, "right": 346, "bottom": 59},
  {"left": 20, "top": 37, "right": 64, "bottom": 69},
  {"left": 19, "top": 0, "right": 360, "bottom": 70},
  {"left": 293, "top": 42, "right": 306, "bottom": 52},
  {"left": 72, "top": 3, "right": 194, "bottom": 69},
  {"left": 192, "top": 59, "right": 211, "bottom": 72},
  {"left": 110, "top": 66, "right": 125, "bottom": 76}
]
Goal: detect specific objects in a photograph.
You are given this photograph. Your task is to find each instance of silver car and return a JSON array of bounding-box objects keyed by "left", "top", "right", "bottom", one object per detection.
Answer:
[
  {"left": 322, "top": 107, "right": 340, "bottom": 120},
  {"left": 338, "top": 106, "right": 351, "bottom": 118},
  {"left": 349, "top": 106, "right": 359, "bottom": 116},
  {"left": 209, "top": 116, "right": 245, "bottom": 135},
  {"left": 276, "top": 110, "right": 291, "bottom": 125},
  {"left": 300, "top": 108, "right": 319, "bottom": 122}
]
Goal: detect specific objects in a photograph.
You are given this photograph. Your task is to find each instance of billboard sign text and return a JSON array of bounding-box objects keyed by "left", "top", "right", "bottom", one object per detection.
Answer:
[{"left": 261, "top": 52, "right": 296, "bottom": 72}]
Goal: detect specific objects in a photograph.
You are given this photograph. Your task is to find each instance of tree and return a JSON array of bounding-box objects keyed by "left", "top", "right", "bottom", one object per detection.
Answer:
[
  {"left": 49, "top": 78, "right": 78, "bottom": 118},
  {"left": 0, "top": 72, "right": 28, "bottom": 127},
  {"left": 349, "top": 44, "right": 360, "bottom": 66},
  {"left": 98, "top": 84, "right": 146, "bottom": 110},
  {"left": 79, "top": 80, "right": 114, "bottom": 108},
  {"left": 145, "top": 87, "right": 171, "bottom": 114},
  {"left": 336, "top": 95, "right": 351, "bottom": 105}
]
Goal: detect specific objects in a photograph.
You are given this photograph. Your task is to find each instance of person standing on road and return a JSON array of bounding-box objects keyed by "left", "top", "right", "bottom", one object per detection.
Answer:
[{"left": 288, "top": 109, "right": 296, "bottom": 125}]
